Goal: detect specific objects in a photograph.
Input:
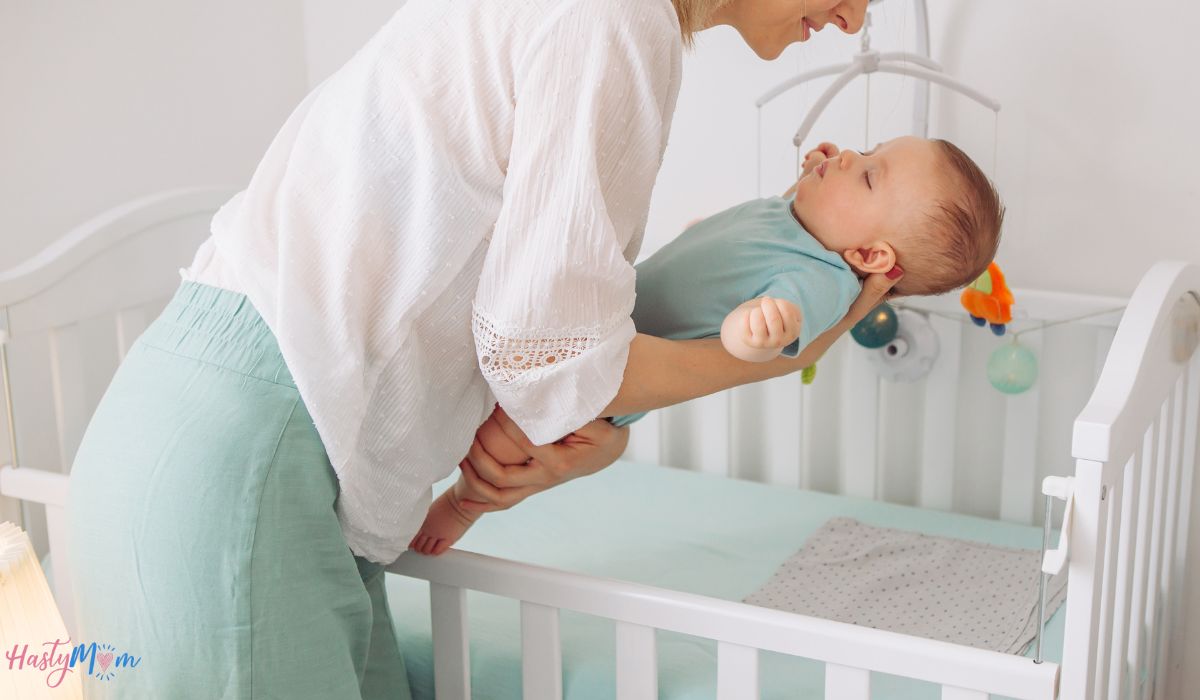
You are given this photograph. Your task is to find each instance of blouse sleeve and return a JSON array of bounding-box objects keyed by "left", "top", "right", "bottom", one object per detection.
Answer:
[{"left": 472, "top": 0, "right": 681, "bottom": 446}]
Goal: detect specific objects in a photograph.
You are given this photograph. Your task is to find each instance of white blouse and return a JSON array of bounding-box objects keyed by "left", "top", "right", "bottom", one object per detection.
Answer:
[{"left": 182, "top": 0, "right": 683, "bottom": 562}]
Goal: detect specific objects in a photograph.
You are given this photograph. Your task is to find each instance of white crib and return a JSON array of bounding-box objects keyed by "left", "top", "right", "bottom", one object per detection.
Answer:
[{"left": 1, "top": 189, "right": 1197, "bottom": 699}]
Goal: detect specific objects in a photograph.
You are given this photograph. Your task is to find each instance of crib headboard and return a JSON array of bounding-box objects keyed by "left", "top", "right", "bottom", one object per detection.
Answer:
[
  {"left": 0, "top": 187, "right": 233, "bottom": 632},
  {"left": 623, "top": 289, "right": 1126, "bottom": 527}
]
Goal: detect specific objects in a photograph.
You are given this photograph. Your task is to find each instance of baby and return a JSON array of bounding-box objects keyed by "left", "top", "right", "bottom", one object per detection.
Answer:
[{"left": 410, "top": 135, "right": 1004, "bottom": 555}]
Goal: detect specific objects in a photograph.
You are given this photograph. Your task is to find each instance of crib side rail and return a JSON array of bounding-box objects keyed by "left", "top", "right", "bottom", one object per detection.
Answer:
[
  {"left": 1061, "top": 261, "right": 1200, "bottom": 699},
  {"left": 389, "top": 549, "right": 1060, "bottom": 700}
]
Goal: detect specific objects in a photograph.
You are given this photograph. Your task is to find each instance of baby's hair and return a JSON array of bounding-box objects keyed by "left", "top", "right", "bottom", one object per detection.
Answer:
[{"left": 893, "top": 139, "right": 1004, "bottom": 297}]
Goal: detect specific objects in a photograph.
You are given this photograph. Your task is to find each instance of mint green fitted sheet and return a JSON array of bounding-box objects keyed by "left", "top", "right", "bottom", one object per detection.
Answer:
[{"left": 385, "top": 461, "right": 1065, "bottom": 699}]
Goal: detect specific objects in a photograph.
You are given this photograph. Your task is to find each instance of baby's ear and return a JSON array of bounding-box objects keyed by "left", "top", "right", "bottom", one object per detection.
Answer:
[{"left": 842, "top": 242, "right": 896, "bottom": 275}]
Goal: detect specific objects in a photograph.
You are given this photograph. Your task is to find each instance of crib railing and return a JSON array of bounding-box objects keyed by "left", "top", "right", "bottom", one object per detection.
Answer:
[
  {"left": 388, "top": 549, "right": 1060, "bottom": 699},
  {"left": 1059, "top": 261, "right": 1200, "bottom": 699}
]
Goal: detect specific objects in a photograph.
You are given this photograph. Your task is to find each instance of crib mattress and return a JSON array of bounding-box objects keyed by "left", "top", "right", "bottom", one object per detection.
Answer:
[{"left": 385, "top": 461, "right": 1065, "bottom": 700}]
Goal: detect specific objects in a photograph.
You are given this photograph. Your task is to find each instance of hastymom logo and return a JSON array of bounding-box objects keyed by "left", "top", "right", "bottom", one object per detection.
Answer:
[{"left": 6, "top": 638, "right": 142, "bottom": 687}]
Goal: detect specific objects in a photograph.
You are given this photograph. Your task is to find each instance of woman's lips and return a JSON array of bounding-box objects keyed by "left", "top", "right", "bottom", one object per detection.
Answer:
[{"left": 802, "top": 19, "right": 812, "bottom": 42}]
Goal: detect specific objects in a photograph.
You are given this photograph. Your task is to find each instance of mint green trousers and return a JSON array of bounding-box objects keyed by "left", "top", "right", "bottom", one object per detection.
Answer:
[{"left": 68, "top": 281, "right": 413, "bottom": 699}]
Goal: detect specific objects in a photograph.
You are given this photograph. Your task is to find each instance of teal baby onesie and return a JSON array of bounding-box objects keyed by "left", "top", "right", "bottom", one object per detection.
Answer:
[{"left": 612, "top": 196, "right": 861, "bottom": 427}]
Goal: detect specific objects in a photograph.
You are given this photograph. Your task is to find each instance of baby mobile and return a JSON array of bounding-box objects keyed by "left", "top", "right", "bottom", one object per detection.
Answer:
[
  {"left": 849, "top": 261, "right": 1042, "bottom": 395},
  {"left": 851, "top": 261, "right": 1125, "bottom": 396}
]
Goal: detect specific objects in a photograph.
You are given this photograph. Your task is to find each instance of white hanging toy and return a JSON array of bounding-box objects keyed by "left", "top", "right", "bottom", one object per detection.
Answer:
[
  {"left": 754, "top": 0, "right": 1001, "bottom": 193},
  {"left": 865, "top": 308, "right": 940, "bottom": 382}
]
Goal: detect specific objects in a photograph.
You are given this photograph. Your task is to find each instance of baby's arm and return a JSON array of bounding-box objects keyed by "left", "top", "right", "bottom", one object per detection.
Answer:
[{"left": 720, "top": 296, "right": 803, "bottom": 363}]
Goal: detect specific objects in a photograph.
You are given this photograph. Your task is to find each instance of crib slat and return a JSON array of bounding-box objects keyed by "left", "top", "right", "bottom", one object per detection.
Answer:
[
  {"left": 762, "top": 373, "right": 802, "bottom": 488},
  {"left": 48, "top": 325, "right": 88, "bottom": 472},
  {"left": 839, "top": 346, "right": 878, "bottom": 499},
  {"left": 700, "top": 393, "right": 731, "bottom": 477},
  {"left": 1156, "top": 355, "right": 1195, "bottom": 700},
  {"left": 1094, "top": 465, "right": 1123, "bottom": 700},
  {"left": 660, "top": 406, "right": 687, "bottom": 470},
  {"left": 825, "top": 663, "right": 869, "bottom": 699},
  {"left": 1126, "top": 417, "right": 1162, "bottom": 697},
  {"left": 1139, "top": 390, "right": 1176, "bottom": 700},
  {"left": 729, "top": 384, "right": 761, "bottom": 482},
  {"left": 1104, "top": 429, "right": 1152, "bottom": 696},
  {"left": 624, "top": 410, "right": 662, "bottom": 466},
  {"left": 1106, "top": 451, "right": 1140, "bottom": 699},
  {"left": 800, "top": 379, "right": 819, "bottom": 490},
  {"left": 1000, "top": 335, "right": 1042, "bottom": 524},
  {"left": 615, "top": 621, "right": 657, "bottom": 700},
  {"left": 115, "top": 307, "right": 148, "bottom": 361},
  {"left": 1156, "top": 365, "right": 1195, "bottom": 700},
  {"left": 941, "top": 686, "right": 987, "bottom": 700},
  {"left": 430, "top": 583, "right": 471, "bottom": 700},
  {"left": 919, "top": 315, "right": 961, "bottom": 511},
  {"left": 521, "top": 602, "right": 562, "bottom": 700},
  {"left": 716, "top": 642, "right": 758, "bottom": 700},
  {"left": 661, "top": 394, "right": 729, "bottom": 478}
]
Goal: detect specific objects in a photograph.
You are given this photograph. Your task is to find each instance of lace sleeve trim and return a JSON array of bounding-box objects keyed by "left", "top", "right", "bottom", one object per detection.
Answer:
[{"left": 471, "top": 305, "right": 628, "bottom": 386}]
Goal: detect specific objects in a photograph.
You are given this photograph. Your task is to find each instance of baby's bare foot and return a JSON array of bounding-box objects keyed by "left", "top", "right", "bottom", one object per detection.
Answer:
[{"left": 408, "top": 490, "right": 480, "bottom": 556}]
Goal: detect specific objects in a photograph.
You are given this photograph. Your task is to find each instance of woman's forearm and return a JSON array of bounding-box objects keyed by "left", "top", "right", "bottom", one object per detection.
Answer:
[
  {"left": 599, "top": 270, "right": 901, "bottom": 418},
  {"left": 598, "top": 333, "right": 809, "bottom": 417}
]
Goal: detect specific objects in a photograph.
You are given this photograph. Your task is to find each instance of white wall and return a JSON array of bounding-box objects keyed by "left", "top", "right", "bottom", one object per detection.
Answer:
[
  {"left": 300, "top": 0, "right": 407, "bottom": 86},
  {"left": 649, "top": 0, "right": 1200, "bottom": 298},
  {"left": 0, "top": 0, "right": 310, "bottom": 269}
]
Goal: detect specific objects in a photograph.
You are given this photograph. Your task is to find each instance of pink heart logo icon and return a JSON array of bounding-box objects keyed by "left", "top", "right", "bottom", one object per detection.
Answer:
[{"left": 98, "top": 652, "right": 113, "bottom": 673}]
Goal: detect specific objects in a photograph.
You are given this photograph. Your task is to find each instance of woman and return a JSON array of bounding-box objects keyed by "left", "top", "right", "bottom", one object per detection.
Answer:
[{"left": 69, "top": 0, "right": 890, "bottom": 697}]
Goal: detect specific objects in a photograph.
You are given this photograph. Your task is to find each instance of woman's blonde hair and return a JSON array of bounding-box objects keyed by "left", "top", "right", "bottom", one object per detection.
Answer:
[{"left": 672, "top": 0, "right": 731, "bottom": 46}]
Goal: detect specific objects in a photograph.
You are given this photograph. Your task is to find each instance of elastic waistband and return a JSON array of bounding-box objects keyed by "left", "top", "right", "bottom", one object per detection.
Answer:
[{"left": 138, "top": 281, "right": 296, "bottom": 388}]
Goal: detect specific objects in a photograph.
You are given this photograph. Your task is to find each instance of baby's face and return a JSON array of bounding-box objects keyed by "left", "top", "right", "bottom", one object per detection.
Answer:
[{"left": 792, "top": 136, "right": 945, "bottom": 266}]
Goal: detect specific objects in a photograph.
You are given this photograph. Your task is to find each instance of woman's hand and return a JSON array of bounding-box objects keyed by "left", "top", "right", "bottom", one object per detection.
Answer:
[
  {"left": 455, "top": 405, "right": 630, "bottom": 513},
  {"left": 801, "top": 142, "right": 839, "bottom": 178},
  {"left": 782, "top": 142, "right": 839, "bottom": 198}
]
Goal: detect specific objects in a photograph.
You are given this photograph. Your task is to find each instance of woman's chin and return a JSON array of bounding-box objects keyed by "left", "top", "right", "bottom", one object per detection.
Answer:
[{"left": 751, "top": 42, "right": 788, "bottom": 61}]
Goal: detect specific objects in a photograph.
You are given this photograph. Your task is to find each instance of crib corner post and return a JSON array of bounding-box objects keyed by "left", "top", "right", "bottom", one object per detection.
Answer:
[{"left": 1057, "top": 459, "right": 1107, "bottom": 700}]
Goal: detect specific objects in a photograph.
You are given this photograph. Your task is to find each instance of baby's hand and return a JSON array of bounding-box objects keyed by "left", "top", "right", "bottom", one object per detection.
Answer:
[
  {"left": 720, "top": 296, "right": 803, "bottom": 362},
  {"left": 801, "top": 142, "right": 840, "bottom": 178},
  {"left": 745, "top": 297, "right": 801, "bottom": 349}
]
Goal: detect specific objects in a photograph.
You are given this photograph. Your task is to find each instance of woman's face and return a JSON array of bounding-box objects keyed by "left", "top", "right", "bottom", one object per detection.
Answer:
[{"left": 710, "top": 0, "right": 869, "bottom": 59}]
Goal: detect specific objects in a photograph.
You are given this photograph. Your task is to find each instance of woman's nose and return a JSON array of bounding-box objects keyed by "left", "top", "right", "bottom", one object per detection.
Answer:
[{"left": 833, "top": 0, "right": 867, "bottom": 34}]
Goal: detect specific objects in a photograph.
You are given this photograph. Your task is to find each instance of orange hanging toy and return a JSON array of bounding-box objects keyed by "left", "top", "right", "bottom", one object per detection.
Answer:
[{"left": 961, "top": 262, "right": 1014, "bottom": 336}]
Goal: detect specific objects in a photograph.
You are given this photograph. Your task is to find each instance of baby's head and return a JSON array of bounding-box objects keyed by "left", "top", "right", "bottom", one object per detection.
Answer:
[{"left": 791, "top": 136, "right": 1004, "bottom": 297}]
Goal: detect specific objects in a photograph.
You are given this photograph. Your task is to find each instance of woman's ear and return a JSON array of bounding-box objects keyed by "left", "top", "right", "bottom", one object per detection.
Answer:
[{"left": 842, "top": 242, "right": 896, "bottom": 275}]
